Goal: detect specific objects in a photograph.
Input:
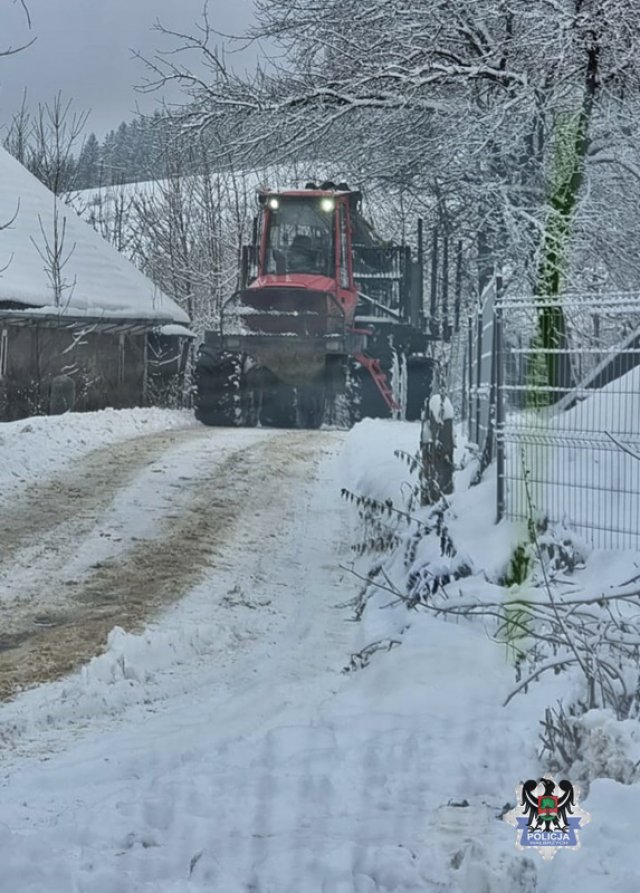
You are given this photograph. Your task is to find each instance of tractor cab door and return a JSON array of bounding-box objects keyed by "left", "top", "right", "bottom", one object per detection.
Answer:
[
  {"left": 240, "top": 213, "right": 262, "bottom": 289},
  {"left": 335, "top": 197, "right": 358, "bottom": 323}
]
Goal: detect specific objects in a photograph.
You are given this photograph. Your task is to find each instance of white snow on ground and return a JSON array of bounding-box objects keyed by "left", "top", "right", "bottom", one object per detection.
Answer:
[
  {"left": 0, "top": 413, "right": 639, "bottom": 891},
  {"left": 0, "top": 407, "right": 194, "bottom": 500},
  {"left": 341, "top": 418, "right": 421, "bottom": 503}
]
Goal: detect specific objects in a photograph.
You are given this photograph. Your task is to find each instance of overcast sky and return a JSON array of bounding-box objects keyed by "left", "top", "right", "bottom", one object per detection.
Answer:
[{"left": 1, "top": 0, "right": 258, "bottom": 137}]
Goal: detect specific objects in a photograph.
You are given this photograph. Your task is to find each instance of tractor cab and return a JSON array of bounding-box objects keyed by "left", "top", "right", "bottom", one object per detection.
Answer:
[
  {"left": 262, "top": 192, "right": 338, "bottom": 278},
  {"left": 242, "top": 185, "right": 416, "bottom": 326},
  {"left": 230, "top": 186, "right": 361, "bottom": 341},
  {"left": 247, "top": 187, "right": 358, "bottom": 316}
]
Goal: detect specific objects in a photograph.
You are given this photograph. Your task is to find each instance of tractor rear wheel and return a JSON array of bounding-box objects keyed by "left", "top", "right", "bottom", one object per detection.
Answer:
[
  {"left": 350, "top": 361, "right": 391, "bottom": 420},
  {"left": 194, "top": 351, "right": 242, "bottom": 426}
]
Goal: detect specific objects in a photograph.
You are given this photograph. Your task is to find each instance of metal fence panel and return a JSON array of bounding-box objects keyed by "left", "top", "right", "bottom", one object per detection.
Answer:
[{"left": 496, "top": 293, "right": 640, "bottom": 550}]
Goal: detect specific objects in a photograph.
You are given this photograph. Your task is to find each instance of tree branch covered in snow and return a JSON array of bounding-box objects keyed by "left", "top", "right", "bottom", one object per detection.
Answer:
[
  {"left": 344, "top": 433, "right": 640, "bottom": 787},
  {"left": 143, "top": 0, "right": 640, "bottom": 295},
  {"left": 359, "top": 508, "right": 640, "bottom": 723}
]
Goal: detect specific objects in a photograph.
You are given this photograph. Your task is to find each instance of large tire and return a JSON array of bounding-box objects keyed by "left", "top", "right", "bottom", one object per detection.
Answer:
[{"left": 194, "top": 350, "right": 243, "bottom": 426}]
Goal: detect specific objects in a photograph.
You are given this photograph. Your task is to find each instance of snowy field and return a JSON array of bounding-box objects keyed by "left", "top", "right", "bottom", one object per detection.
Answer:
[{"left": 0, "top": 411, "right": 638, "bottom": 891}]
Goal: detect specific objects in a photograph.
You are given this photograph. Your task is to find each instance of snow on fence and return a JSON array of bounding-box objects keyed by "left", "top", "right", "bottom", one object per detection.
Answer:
[{"left": 459, "top": 289, "right": 640, "bottom": 550}]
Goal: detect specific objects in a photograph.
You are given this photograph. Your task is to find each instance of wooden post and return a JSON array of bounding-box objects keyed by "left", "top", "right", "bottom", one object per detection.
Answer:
[
  {"left": 467, "top": 316, "right": 473, "bottom": 441},
  {"left": 417, "top": 217, "right": 424, "bottom": 327},
  {"left": 420, "top": 395, "right": 454, "bottom": 506}
]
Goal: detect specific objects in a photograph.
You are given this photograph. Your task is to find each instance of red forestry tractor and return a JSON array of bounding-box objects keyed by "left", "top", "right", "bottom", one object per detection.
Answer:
[{"left": 195, "top": 182, "right": 434, "bottom": 428}]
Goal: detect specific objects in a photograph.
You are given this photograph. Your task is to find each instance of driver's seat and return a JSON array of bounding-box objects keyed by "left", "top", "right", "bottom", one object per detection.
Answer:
[{"left": 288, "top": 234, "right": 315, "bottom": 272}]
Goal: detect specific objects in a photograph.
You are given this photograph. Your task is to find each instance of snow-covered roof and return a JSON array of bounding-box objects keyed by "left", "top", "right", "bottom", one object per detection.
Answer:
[
  {"left": 158, "top": 324, "right": 196, "bottom": 338},
  {"left": 0, "top": 148, "right": 189, "bottom": 325}
]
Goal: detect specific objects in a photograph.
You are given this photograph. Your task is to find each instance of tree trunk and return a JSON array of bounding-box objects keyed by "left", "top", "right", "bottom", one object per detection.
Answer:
[{"left": 533, "top": 27, "right": 600, "bottom": 402}]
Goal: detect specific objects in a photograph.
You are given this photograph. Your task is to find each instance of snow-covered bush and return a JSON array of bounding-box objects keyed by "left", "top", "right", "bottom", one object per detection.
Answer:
[
  {"left": 541, "top": 704, "right": 640, "bottom": 792},
  {"left": 347, "top": 439, "right": 640, "bottom": 786}
]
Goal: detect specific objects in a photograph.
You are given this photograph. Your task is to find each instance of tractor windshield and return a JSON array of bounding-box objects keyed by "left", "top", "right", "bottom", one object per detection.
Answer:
[{"left": 264, "top": 196, "right": 335, "bottom": 277}]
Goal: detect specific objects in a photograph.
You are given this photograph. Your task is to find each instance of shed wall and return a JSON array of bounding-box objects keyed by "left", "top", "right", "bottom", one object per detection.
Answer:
[{"left": 0, "top": 324, "right": 146, "bottom": 421}]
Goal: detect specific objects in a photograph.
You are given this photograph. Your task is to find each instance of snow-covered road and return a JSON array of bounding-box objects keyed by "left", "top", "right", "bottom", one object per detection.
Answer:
[
  {"left": 0, "top": 411, "right": 380, "bottom": 890},
  {"left": 0, "top": 411, "right": 636, "bottom": 892},
  {"left": 0, "top": 419, "right": 346, "bottom": 697}
]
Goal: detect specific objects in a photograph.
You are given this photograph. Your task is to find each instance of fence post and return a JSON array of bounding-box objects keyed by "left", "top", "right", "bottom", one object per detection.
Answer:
[
  {"left": 461, "top": 339, "right": 468, "bottom": 423},
  {"left": 496, "top": 283, "right": 506, "bottom": 522},
  {"left": 479, "top": 306, "right": 498, "bottom": 471},
  {"left": 420, "top": 395, "right": 454, "bottom": 506},
  {"left": 442, "top": 233, "right": 450, "bottom": 342}
]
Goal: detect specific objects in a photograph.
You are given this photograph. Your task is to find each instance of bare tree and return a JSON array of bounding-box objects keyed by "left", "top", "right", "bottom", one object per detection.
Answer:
[
  {"left": 3, "top": 90, "right": 31, "bottom": 164},
  {"left": 28, "top": 93, "right": 90, "bottom": 197},
  {"left": 30, "top": 203, "right": 77, "bottom": 309},
  {"left": 84, "top": 184, "right": 138, "bottom": 254},
  {"left": 0, "top": 200, "right": 20, "bottom": 276},
  {"left": 127, "top": 134, "right": 255, "bottom": 333}
]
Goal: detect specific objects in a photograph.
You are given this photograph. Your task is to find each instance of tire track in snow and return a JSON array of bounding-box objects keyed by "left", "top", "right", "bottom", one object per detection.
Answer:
[
  {"left": 0, "top": 425, "right": 198, "bottom": 556},
  {"left": 0, "top": 427, "right": 322, "bottom": 698},
  {"left": 0, "top": 426, "right": 205, "bottom": 651}
]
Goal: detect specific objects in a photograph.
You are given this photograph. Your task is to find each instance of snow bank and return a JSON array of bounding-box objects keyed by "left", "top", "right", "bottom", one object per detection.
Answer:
[
  {"left": 348, "top": 419, "right": 640, "bottom": 887},
  {"left": 339, "top": 418, "right": 420, "bottom": 503},
  {"left": 0, "top": 612, "right": 243, "bottom": 740},
  {"left": 560, "top": 363, "right": 640, "bottom": 433},
  {"left": 342, "top": 418, "right": 520, "bottom": 581},
  {"left": 0, "top": 407, "right": 194, "bottom": 499}
]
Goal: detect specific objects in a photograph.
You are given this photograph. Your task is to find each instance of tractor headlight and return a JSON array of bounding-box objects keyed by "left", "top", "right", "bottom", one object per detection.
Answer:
[
  {"left": 268, "top": 197, "right": 279, "bottom": 210},
  {"left": 320, "top": 197, "right": 335, "bottom": 213}
]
